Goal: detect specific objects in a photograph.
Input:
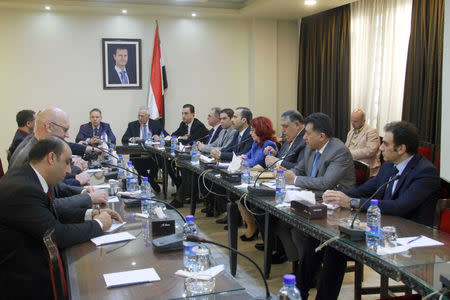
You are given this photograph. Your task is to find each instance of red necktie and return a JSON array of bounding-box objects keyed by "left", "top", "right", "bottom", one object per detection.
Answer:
[{"left": 47, "top": 190, "right": 59, "bottom": 219}]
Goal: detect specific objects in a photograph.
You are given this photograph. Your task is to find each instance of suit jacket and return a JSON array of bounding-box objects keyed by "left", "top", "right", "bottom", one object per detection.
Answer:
[
  {"left": 171, "top": 118, "right": 209, "bottom": 145},
  {"left": 206, "top": 125, "right": 222, "bottom": 144},
  {"left": 75, "top": 121, "right": 116, "bottom": 144},
  {"left": 344, "top": 154, "right": 440, "bottom": 226},
  {"left": 0, "top": 164, "right": 102, "bottom": 299},
  {"left": 293, "top": 137, "right": 355, "bottom": 192},
  {"left": 201, "top": 127, "right": 237, "bottom": 154},
  {"left": 7, "top": 129, "right": 28, "bottom": 162},
  {"left": 108, "top": 66, "right": 137, "bottom": 84},
  {"left": 219, "top": 127, "right": 253, "bottom": 161},
  {"left": 277, "top": 129, "right": 307, "bottom": 169},
  {"left": 121, "top": 119, "right": 167, "bottom": 145},
  {"left": 345, "top": 123, "right": 381, "bottom": 177}
]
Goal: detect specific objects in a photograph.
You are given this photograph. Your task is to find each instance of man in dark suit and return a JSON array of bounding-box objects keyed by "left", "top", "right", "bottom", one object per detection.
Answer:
[
  {"left": 273, "top": 113, "right": 355, "bottom": 266},
  {"left": 7, "top": 109, "right": 35, "bottom": 163},
  {"left": 122, "top": 107, "right": 167, "bottom": 193},
  {"left": 0, "top": 136, "right": 122, "bottom": 299},
  {"left": 171, "top": 104, "right": 209, "bottom": 145},
  {"left": 108, "top": 46, "right": 136, "bottom": 85},
  {"left": 303, "top": 121, "right": 441, "bottom": 300},
  {"left": 210, "top": 107, "right": 253, "bottom": 162},
  {"left": 264, "top": 110, "right": 306, "bottom": 169},
  {"left": 76, "top": 108, "right": 116, "bottom": 144}
]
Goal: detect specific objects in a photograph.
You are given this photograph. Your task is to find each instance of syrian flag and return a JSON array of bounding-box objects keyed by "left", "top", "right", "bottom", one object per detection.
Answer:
[{"left": 148, "top": 24, "right": 168, "bottom": 120}]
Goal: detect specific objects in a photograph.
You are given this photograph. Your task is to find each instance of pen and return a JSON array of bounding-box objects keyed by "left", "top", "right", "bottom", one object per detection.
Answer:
[{"left": 407, "top": 235, "right": 422, "bottom": 244}]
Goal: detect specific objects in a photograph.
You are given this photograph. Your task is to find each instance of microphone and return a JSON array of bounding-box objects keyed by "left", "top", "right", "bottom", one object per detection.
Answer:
[
  {"left": 223, "top": 135, "right": 253, "bottom": 153},
  {"left": 102, "top": 161, "right": 142, "bottom": 181},
  {"left": 247, "top": 158, "right": 281, "bottom": 196},
  {"left": 120, "top": 195, "right": 186, "bottom": 222},
  {"left": 338, "top": 174, "right": 401, "bottom": 241},
  {"left": 89, "top": 144, "right": 119, "bottom": 160},
  {"left": 185, "top": 235, "right": 272, "bottom": 300}
]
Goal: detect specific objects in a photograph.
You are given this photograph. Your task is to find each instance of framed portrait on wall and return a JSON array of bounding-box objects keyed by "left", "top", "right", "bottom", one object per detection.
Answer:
[{"left": 102, "top": 38, "right": 142, "bottom": 89}]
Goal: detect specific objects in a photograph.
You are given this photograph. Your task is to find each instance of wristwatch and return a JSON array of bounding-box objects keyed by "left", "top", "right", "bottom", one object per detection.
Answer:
[{"left": 350, "top": 198, "right": 358, "bottom": 210}]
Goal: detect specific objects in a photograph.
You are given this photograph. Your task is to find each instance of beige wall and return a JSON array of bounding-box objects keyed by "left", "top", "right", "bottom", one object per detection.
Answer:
[
  {"left": 0, "top": 8, "right": 299, "bottom": 168},
  {"left": 442, "top": 0, "right": 450, "bottom": 181}
]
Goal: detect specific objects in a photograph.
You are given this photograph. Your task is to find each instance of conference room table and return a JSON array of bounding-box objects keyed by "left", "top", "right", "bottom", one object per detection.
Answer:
[
  {"left": 64, "top": 197, "right": 249, "bottom": 299},
  {"left": 116, "top": 144, "right": 450, "bottom": 299}
]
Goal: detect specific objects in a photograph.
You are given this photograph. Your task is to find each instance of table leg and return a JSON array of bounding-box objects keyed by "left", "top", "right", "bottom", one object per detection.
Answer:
[
  {"left": 263, "top": 212, "right": 273, "bottom": 279},
  {"left": 190, "top": 172, "right": 196, "bottom": 216},
  {"left": 227, "top": 192, "right": 238, "bottom": 277}
]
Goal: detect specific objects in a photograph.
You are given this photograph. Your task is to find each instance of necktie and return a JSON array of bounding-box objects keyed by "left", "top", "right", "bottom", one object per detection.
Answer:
[
  {"left": 94, "top": 127, "right": 99, "bottom": 137},
  {"left": 143, "top": 124, "right": 148, "bottom": 140},
  {"left": 120, "top": 71, "right": 129, "bottom": 84},
  {"left": 220, "top": 129, "right": 228, "bottom": 146},
  {"left": 383, "top": 166, "right": 399, "bottom": 200},
  {"left": 238, "top": 134, "right": 241, "bottom": 144},
  {"left": 47, "top": 190, "right": 58, "bottom": 219},
  {"left": 310, "top": 152, "right": 321, "bottom": 177}
]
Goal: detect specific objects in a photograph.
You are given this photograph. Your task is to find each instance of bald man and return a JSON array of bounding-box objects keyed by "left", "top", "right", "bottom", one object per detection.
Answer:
[
  {"left": 8, "top": 108, "right": 107, "bottom": 210},
  {"left": 345, "top": 109, "right": 381, "bottom": 177}
]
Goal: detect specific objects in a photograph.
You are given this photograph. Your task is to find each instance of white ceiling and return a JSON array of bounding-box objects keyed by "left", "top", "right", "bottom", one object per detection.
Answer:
[{"left": 0, "top": 0, "right": 358, "bottom": 19}]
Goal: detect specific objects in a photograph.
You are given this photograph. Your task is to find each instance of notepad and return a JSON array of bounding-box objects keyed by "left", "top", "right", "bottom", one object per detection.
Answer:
[
  {"left": 105, "top": 221, "right": 126, "bottom": 233},
  {"left": 91, "top": 232, "right": 135, "bottom": 246},
  {"left": 108, "top": 196, "right": 119, "bottom": 203},
  {"left": 103, "top": 268, "right": 160, "bottom": 288},
  {"left": 397, "top": 236, "right": 444, "bottom": 248}
]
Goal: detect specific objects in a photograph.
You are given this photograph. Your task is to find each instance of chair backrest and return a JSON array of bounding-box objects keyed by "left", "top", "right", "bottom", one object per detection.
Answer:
[
  {"left": 43, "top": 228, "right": 67, "bottom": 300},
  {"left": 418, "top": 141, "right": 434, "bottom": 162},
  {"left": 433, "top": 178, "right": 450, "bottom": 233},
  {"left": 0, "top": 157, "right": 4, "bottom": 179},
  {"left": 354, "top": 160, "right": 370, "bottom": 186}
]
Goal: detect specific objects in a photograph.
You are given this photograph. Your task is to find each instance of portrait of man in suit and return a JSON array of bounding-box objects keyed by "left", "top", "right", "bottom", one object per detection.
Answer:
[{"left": 102, "top": 39, "right": 142, "bottom": 89}]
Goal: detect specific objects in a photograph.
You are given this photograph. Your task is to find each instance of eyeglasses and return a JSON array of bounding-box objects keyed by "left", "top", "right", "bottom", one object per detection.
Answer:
[{"left": 51, "top": 122, "right": 69, "bottom": 133}]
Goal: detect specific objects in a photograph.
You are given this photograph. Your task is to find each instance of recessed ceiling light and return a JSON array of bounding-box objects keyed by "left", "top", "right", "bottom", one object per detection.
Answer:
[
  {"left": 121, "top": 9, "right": 127, "bottom": 14},
  {"left": 191, "top": 12, "right": 197, "bottom": 17},
  {"left": 44, "top": 5, "right": 51, "bottom": 10},
  {"left": 305, "top": 0, "right": 317, "bottom": 5}
]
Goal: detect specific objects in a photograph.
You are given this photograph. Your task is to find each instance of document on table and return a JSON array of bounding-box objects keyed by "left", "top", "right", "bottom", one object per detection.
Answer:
[
  {"left": 91, "top": 232, "right": 135, "bottom": 246},
  {"left": 397, "top": 236, "right": 444, "bottom": 248},
  {"left": 108, "top": 196, "right": 119, "bottom": 203},
  {"left": 85, "top": 168, "right": 103, "bottom": 174},
  {"left": 262, "top": 181, "right": 302, "bottom": 191},
  {"left": 93, "top": 183, "right": 110, "bottom": 189},
  {"left": 103, "top": 268, "right": 161, "bottom": 288},
  {"left": 105, "top": 221, "right": 126, "bottom": 233}
]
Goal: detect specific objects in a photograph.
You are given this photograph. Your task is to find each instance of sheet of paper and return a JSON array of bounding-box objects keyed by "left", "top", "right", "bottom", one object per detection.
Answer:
[
  {"left": 103, "top": 268, "right": 160, "bottom": 288},
  {"left": 377, "top": 245, "right": 410, "bottom": 255},
  {"left": 217, "top": 162, "right": 230, "bottom": 168},
  {"left": 397, "top": 236, "right": 444, "bottom": 248},
  {"left": 108, "top": 196, "right": 119, "bottom": 203},
  {"left": 91, "top": 232, "right": 136, "bottom": 246},
  {"left": 93, "top": 183, "right": 110, "bottom": 189},
  {"left": 105, "top": 221, "right": 126, "bottom": 233},
  {"left": 85, "top": 169, "right": 103, "bottom": 174},
  {"left": 262, "top": 181, "right": 301, "bottom": 191}
]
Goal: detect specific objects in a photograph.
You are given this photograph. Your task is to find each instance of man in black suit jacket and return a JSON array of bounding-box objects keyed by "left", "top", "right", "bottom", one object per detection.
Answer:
[
  {"left": 121, "top": 107, "right": 167, "bottom": 193},
  {"left": 264, "top": 110, "right": 306, "bottom": 169},
  {"left": 210, "top": 107, "right": 253, "bottom": 161},
  {"left": 108, "top": 46, "right": 137, "bottom": 85},
  {"left": 76, "top": 108, "right": 116, "bottom": 144},
  {"left": 7, "top": 109, "right": 35, "bottom": 163},
  {"left": 298, "top": 121, "right": 441, "bottom": 300},
  {"left": 171, "top": 104, "right": 209, "bottom": 145},
  {"left": 0, "top": 137, "right": 122, "bottom": 299}
]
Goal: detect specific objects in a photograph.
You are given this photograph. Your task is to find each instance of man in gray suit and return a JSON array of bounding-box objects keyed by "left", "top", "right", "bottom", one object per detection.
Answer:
[
  {"left": 273, "top": 113, "right": 355, "bottom": 263},
  {"left": 264, "top": 110, "right": 306, "bottom": 169},
  {"left": 198, "top": 108, "right": 236, "bottom": 154}
]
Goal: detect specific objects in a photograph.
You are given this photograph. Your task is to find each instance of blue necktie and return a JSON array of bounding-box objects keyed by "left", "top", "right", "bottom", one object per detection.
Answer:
[
  {"left": 120, "top": 71, "right": 129, "bottom": 84},
  {"left": 310, "top": 152, "right": 321, "bottom": 177},
  {"left": 237, "top": 134, "right": 241, "bottom": 144},
  {"left": 143, "top": 124, "right": 148, "bottom": 140}
]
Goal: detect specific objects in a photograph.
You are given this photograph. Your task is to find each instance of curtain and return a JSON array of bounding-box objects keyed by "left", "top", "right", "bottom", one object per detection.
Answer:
[
  {"left": 297, "top": 5, "right": 350, "bottom": 141},
  {"left": 350, "top": 0, "right": 413, "bottom": 132},
  {"left": 402, "top": 0, "right": 444, "bottom": 145}
]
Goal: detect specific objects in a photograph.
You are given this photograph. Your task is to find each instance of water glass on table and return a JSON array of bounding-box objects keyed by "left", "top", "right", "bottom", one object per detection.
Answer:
[{"left": 382, "top": 226, "right": 398, "bottom": 248}]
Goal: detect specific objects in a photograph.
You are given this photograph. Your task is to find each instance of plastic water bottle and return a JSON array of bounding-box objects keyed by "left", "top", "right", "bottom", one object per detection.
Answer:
[
  {"left": 183, "top": 215, "right": 199, "bottom": 271},
  {"left": 106, "top": 145, "right": 114, "bottom": 165},
  {"left": 191, "top": 141, "right": 199, "bottom": 164},
  {"left": 241, "top": 157, "right": 250, "bottom": 185},
  {"left": 171, "top": 135, "right": 177, "bottom": 154},
  {"left": 101, "top": 131, "right": 108, "bottom": 143},
  {"left": 159, "top": 131, "right": 165, "bottom": 148},
  {"left": 117, "top": 154, "right": 126, "bottom": 179},
  {"left": 126, "top": 161, "right": 138, "bottom": 192},
  {"left": 366, "top": 199, "right": 381, "bottom": 251},
  {"left": 267, "top": 150, "right": 275, "bottom": 171},
  {"left": 145, "top": 129, "right": 153, "bottom": 146},
  {"left": 140, "top": 177, "right": 151, "bottom": 214},
  {"left": 275, "top": 169, "right": 286, "bottom": 204},
  {"left": 278, "top": 274, "right": 302, "bottom": 300}
]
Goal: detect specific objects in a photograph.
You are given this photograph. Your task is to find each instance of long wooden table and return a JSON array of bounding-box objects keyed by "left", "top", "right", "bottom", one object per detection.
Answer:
[
  {"left": 116, "top": 144, "right": 450, "bottom": 299},
  {"left": 64, "top": 199, "right": 247, "bottom": 299}
]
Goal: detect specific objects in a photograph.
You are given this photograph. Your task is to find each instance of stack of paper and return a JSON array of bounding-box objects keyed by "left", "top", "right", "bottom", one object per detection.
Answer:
[
  {"left": 104, "top": 268, "right": 160, "bottom": 288},
  {"left": 91, "top": 232, "right": 135, "bottom": 246}
]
